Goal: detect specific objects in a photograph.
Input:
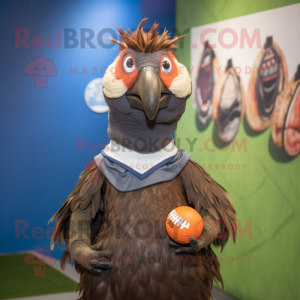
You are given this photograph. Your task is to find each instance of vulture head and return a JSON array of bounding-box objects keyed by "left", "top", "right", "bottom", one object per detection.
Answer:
[{"left": 102, "top": 19, "right": 192, "bottom": 153}]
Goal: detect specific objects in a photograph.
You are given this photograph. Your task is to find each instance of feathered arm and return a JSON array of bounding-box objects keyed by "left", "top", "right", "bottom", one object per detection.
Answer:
[
  {"left": 49, "top": 161, "right": 112, "bottom": 273},
  {"left": 173, "top": 160, "right": 237, "bottom": 253}
]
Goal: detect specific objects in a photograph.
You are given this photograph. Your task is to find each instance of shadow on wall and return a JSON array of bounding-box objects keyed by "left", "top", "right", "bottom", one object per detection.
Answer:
[{"left": 211, "top": 286, "right": 239, "bottom": 300}]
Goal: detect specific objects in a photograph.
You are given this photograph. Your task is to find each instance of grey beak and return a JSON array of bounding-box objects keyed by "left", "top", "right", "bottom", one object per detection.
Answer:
[{"left": 126, "top": 66, "right": 171, "bottom": 120}]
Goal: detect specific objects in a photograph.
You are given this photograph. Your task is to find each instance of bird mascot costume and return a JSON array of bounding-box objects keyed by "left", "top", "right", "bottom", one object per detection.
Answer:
[{"left": 50, "top": 19, "right": 237, "bottom": 300}]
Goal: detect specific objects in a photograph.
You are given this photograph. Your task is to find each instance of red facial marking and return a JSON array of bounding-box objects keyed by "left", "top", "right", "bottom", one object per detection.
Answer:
[
  {"left": 114, "top": 50, "right": 138, "bottom": 89},
  {"left": 160, "top": 52, "right": 179, "bottom": 89}
]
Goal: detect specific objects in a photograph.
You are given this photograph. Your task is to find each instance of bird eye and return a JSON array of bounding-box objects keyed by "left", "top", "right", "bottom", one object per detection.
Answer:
[
  {"left": 123, "top": 55, "right": 136, "bottom": 73},
  {"left": 162, "top": 57, "right": 172, "bottom": 73}
]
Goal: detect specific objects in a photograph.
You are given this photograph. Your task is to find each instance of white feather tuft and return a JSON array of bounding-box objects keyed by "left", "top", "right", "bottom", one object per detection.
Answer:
[
  {"left": 169, "top": 58, "right": 192, "bottom": 99},
  {"left": 103, "top": 56, "right": 127, "bottom": 98}
]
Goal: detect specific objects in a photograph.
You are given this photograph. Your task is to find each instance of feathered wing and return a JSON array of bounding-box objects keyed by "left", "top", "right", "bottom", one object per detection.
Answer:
[
  {"left": 180, "top": 160, "right": 237, "bottom": 251},
  {"left": 49, "top": 161, "right": 105, "bottom": 269}
]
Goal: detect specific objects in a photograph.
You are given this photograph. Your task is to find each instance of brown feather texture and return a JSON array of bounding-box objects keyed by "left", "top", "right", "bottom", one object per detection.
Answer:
[
  {"left": 108, "top": 18, "right": 186, "bottom": 53},
  {"left": 49, "top": 161, "right": 105, "bottom": 253},
  {"left": 180, "top": 160, "right": 237, "bottom": 251},
  {"left": 50, "top": 159, "right": 236, "bottom": 299}
]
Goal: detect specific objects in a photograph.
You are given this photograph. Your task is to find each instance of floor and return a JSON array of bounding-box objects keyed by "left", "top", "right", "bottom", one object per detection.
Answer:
[
  {"left": 3, "top": 252, "right": 238, "bottom": 300},
  {"left": 5, "top": 287, "right": 238, "bottom": 300}
]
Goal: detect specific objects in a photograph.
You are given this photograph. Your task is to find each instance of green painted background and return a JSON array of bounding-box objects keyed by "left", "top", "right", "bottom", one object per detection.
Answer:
[{"left": 175, "top": 1, "right": 300, "bottom": 299}]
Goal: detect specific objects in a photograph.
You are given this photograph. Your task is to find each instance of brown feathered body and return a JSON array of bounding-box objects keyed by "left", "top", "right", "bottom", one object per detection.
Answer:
[{"left": 51, "top": 160, "right": 236, "bottom": 300}]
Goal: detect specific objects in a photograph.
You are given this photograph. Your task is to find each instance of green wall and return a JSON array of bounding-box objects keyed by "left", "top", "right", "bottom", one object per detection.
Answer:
[{"left": 176, "top": 1, "right": 300, "bottom": 299}]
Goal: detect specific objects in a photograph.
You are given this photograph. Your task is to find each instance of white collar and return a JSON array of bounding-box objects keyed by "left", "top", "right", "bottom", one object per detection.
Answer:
[{"left": 102, "top": 139, "right": 178, "bottom": 174}]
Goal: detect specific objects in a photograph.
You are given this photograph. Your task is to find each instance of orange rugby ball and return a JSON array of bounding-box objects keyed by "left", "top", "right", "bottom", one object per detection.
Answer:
[{"left": 166, "top": 206, "right": 203, "bottom": 244}]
